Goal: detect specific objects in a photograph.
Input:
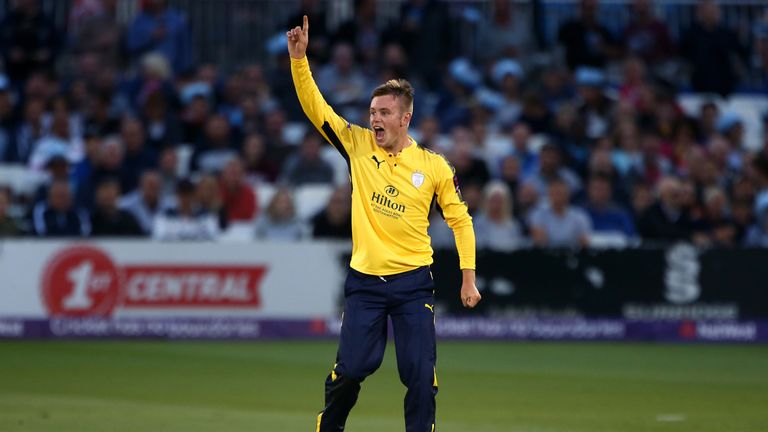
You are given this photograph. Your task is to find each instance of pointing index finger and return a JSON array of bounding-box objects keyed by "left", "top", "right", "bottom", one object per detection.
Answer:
[{"left": 303, "top": 15, "right": 309, "bottom": 35}]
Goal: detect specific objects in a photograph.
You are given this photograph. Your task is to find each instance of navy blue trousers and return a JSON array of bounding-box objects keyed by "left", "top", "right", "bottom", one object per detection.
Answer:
[{"left": 317, "top": 266, "right": 438, "bottom": 432}]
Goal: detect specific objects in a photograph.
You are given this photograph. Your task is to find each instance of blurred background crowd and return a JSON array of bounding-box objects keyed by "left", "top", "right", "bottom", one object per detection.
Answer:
[{"left": 0, "top": 0, "right": 766, "bottom": 250}]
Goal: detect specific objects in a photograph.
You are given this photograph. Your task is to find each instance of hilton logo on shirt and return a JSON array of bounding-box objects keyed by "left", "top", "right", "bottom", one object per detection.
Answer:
[{"left": 371, "top": 190, "right": 406, "bottom": 218}]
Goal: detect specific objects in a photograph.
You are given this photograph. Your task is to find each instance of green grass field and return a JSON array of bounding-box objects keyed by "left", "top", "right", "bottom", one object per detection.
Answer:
[{"left": 0, "top": 341, "right": 766, "bottom": 432}]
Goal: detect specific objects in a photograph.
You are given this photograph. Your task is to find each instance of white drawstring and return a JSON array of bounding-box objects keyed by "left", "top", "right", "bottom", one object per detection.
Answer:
[{"left": 379, "top": 276, "right": 387, "bottom": 283}]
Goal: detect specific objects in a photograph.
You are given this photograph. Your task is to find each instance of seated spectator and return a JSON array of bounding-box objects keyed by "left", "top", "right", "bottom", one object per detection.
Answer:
[
  {"left": 33, "top": 154, "right": 71, "bottom": 205},
  {"left": 583, "top": 174, "right": 636, "bottom": 237},
  {"left": 428, "top": 207, "right": 455, "bottom": 249},
  {"left": 474, "top": 181, "right": 524, "bottom": 251},
  {"left": 140, "top": 90, "right": 182, "bottom": 149},
  {"left": 254, "top": 187, "right": 307, "bottom": 241},
  {"left": 120, "top": 170, "right": 169, "bottom": 235},
  {"left": 696, "top": 186, "right": 738, "bottom": 247},
  {"left": 314, "top": 43, "right": 368, "bottom": 120},
  {"left": 31, "top": 179, "right": 90, "bottom": 237},
  {"left": 744, "top": 207, "right": 768, "bottom": 247},
  {"left": 242, "top": 133, "right": 279, "bottom": 184},
  {"left": 279, "top": 132, "right": 334, "bottom": 186},
  {"left": 0, "top": 76, "right": 17, "bottom": 163},
  {"left": 219, "top": 158, "right": 257, "bottom": 223},
  {"left": 528, "top": 178, "right": 591, "bottom": 248},
  {"left": 638, "top": 176, "right": 693, "bottom": 243},
  {"left": 28, "top": 105, "right": 83, "bottom": 171},
  {"left": 90, "top": 178, "right": 143, "bottom": 236},
  {"left": 120, "top": 117, "right": 158, "bottom": 193},
  {"left": 524, "top": 143, "right": 582, "bottom": 197},
  {"left": 312, "top": 185, "right": 352, "bottom": 239},
  {"left": 448, "top": 127, "right": 491, "bottom": 188},
  {"left": 192, "top": 114, "right": 238, "bottom": 173},
  {"left": 75, "top": 135, "right": 125, "bottom": 210},
  {"left": 152, "top": 178, "right": 220, "bottom": 241},
  {"left": 0, "top": 187, "right": 21, "bottom": 237},
  {"left": 508, "top": 122, "right": 538, "bottom": 178},
  {"left": 197, "top": 173, "right": 227, "bottom": 229}
]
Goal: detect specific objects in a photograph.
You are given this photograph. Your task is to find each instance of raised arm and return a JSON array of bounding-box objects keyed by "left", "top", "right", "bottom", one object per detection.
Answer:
[{"left": 288, "top": 15, "right": 357, "bottom": 157}]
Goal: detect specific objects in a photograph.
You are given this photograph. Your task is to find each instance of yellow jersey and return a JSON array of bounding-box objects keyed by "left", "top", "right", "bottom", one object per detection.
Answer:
[{"left": 291, "top": 56, "right": 475, "bottom": 275}]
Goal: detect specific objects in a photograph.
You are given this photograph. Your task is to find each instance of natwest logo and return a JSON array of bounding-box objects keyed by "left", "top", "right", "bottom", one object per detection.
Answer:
[{"left": 42, "top": 245, "right": 267, "bottom": 317}]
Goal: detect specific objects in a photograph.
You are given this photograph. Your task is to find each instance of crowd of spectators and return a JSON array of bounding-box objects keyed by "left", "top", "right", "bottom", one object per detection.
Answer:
[{"left": 0, "top": 0, "right": 767, "bottom": 250}]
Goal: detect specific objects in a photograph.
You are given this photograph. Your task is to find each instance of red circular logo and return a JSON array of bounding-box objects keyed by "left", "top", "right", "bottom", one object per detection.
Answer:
[{"left": 41, "top": 245, "right": 121, "bottom": 317}]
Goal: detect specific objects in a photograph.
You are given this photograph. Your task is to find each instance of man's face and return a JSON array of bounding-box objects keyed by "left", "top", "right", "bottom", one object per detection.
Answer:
[
  {"left": 548, "top": 182, "right": 570, "bottom": 208},
  {"left": 588, "top": 179, "right": 611, "bottom": 206},
  {"left": 49, "top": 183, "right": 71, "bottom": 212},
  {"left": 370, "top": 95, "right": 410, "bottom": 151}
]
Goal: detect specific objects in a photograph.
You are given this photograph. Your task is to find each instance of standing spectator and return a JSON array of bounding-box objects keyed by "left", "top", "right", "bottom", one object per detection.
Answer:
[
  {"left": 312, "top": 185, "right": 352, "bottom": 239},
  {"left": 638, "top": 176, "right": 693, "bottom": 243},
  {"left": 583, "top": 174, "right": 636, "bottom": 237},
  {"left": 279, "top": 131, "right": 335, "bottom": 186},
  {"left": 0, "top": 0, "right": 59, "bottom": 82},
  {"left": 119, "top": 169, "right": 168, "bottom": 235},
  {"left": 90, "top": 178, "right": 143, "bottom": 236},
  {"left": 254, "top": 187, "right": 307, "bottom": 241},
  {"left": 680, "top": 0, "right": 748, "bottom": 96},
  {"left": 68, "top": 0, "right": 122, "bottom": 68},
  {"left": 31, "top": 179, "right": 90, "bottom": 237},
  {"left": 528, "top": 177, "right": 592, "bottom": 248},
  {"left": 474, "top": 181, "right": 525, "bottom": 251},
  {"left": 333, "top": 0, "right": 380, "bottom": 72},
  {"left": 0, "top": 187, "right": 21, "bottom": 237},
  {"left": 475, "top": 0, "right": 534, "bottom": 63},
  {"left": 395, "top": 0, "right": 456, "bottom": 89},
  {"left": 219, "top": 158, "right": 257, "bottom": 223},
  {"left": 152, "top": 178, "right": 220, "bottom": 241},
  {"left": 622, "top": 0, "right": 674, "bottom": 65},
  {"left": 557, "top": 0, "right": 617, "bottom": 70},
  {"left": 125, "top": 0, "right": 195, "bottom": 75}
]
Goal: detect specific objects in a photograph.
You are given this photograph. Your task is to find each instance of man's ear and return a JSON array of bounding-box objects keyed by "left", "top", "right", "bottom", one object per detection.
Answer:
[{"left": 402, "top": 112, "right": 412, "bottom": 128}]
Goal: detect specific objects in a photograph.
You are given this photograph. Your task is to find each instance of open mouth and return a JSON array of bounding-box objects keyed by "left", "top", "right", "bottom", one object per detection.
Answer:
[{"left": 373, "top": 126, "right": 385, "bottom": 141}]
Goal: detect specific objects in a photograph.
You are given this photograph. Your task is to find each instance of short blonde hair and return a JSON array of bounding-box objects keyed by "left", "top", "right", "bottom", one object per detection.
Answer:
[{"left": 371, "top": 79, "right": 414, "bottom": 113}]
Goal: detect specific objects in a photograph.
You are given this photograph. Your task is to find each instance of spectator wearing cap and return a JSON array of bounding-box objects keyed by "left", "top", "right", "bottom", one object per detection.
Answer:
[
  {"left": 557, "top": 0, "right": 618, "bottom": 70},
  {"left": 0, "top": 75, "right": 18, "bottom": 163},
  {"left": 152, "top": 178, "right": 220, "bottom": 241},
  {"left": 219, "top": 157, "right": 257, "bottom": 223},
  {"left": 680, "top": 0, "right": 748, "bottom": 96},
  {"left": 279, "top": 131, "right": 335, "bottom": 186},
  {"left": 528, "top": 177, "right": 592, "bottom": 248},
  {"left": 31, "top": 179, "right": 90, "bottom": 237},
  {"left": 474, "top": 181, "right": 525, "bottom": 251},
  {"left": 126, "top": 0, "right": 195, "bottom": 75},
  {"left": 490, "top": 58, "right": 524, "bottom": 129},
  {"left": 0, "top": 187, "right": 21, "bottom": 237},
  {"left": 90, "top": 178, "right": 143, "bottom": 237},
  {"left": 0, "top": 0, "right": 60, "bottom": 82}
]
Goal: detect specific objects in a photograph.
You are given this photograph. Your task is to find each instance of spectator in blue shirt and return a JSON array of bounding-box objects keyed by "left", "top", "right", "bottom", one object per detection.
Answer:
[
  {"left": 125, "top": 0, "right": 195, "bottom": 75},
  {"left": 583, "top": 174, "right": 636, "bottom": 237}
]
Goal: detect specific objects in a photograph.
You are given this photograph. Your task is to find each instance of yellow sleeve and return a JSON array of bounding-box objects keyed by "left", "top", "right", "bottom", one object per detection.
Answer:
[
  {"left": 290, "top": 56, "right": 356, "bottom": 156},
  {"left": 434, "top": 157, "right": 476, "bottom": 270}
]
